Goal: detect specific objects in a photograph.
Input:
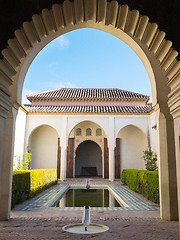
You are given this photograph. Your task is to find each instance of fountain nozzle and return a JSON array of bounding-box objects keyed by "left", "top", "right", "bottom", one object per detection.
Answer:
[{"left": 86, "top": 179, "right": 90, "bottom": 190}]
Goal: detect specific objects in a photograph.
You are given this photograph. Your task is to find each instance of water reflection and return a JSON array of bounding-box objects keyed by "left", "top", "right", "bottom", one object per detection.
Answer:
[{"left": 56, "top": 189, "right": 121, "bottom": 208}]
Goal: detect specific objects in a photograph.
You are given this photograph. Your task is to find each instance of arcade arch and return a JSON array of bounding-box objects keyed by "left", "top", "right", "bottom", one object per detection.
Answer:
[
  {"left": 28, "top": 125, "right": 59, "bottom": 170},
  {"left": 116, "top": 124, "right": 148, "bottom": 173},
  {"left": 67, "top": 120, "right": 108, "bottom": 178},
  {"left": 0, "top": 0, "right": 179, "bottom": 221}
]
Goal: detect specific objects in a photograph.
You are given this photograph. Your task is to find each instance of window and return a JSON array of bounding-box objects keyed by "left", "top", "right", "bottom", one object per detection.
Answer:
[
  {"left": 86, "top": 128, "right": 92, "bottom": 136},
  {"left": 76, "top": 128, "right": 82, "bottom": 136},
  {"left": 96, "top": 128, "right": 102, "bottom": 136}
]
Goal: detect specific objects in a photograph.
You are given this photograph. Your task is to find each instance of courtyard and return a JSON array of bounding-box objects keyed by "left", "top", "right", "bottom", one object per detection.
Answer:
[{"left": 0, "top": 179, "right": 179, "bottom": 240}]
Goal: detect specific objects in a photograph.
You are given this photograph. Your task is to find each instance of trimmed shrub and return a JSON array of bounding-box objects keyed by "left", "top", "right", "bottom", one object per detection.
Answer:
[
  {"left": 12, "top": 169, "right": 57, "bottom": 208},
  {"left": 121, "top": 169, "right": 159, "bottom": 203},
  {"left": 12, "top": 171, "right": 30, "bottom": 208}
]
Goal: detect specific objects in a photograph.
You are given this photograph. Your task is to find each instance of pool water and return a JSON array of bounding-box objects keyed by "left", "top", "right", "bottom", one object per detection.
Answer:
[{"left": 55, "top": 189, "right": 121, "bottom": 208}]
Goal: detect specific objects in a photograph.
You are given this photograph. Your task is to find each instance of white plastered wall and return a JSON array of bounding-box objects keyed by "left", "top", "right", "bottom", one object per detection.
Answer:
[
  {"left": 117, "top": 124, "right": 148, "bottom": 173},
  {"left": 28, "top": 125, "right": 59, "bottom": 169},
  {"left": 148, "top": 111, "right": 159, "bottom": 167},
  {"left": 20, "top": 112, "right": 158, "bottom": 174}
]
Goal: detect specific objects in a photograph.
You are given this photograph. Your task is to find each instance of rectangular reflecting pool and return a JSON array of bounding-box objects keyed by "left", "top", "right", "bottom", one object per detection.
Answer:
[{"left": 55, "top": 189, "right": 121, "bottom": 208}]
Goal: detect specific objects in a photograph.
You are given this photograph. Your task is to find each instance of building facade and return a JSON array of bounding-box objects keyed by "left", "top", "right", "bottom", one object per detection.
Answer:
[{"left": 14, "top": 88, "right": 158, "bottom": 181}]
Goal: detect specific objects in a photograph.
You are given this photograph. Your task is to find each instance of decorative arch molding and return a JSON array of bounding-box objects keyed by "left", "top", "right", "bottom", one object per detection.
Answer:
[
  {"left": 68, "top": 119, "right": 107, "bottom": 138},
  {"left": 0, "top": 0, "right": 179, "bottom": 111},
  {"left": 75, "top": 138, "right": 103, "bottom": 153}
]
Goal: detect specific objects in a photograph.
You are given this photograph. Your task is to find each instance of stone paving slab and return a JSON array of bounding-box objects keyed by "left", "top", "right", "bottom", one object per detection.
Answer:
[
  {"left": 0, "top": 210, "right": 179, "bottom": 240},
  {"left": 1, "top": 178, "right": 178, "bottom": 239}
]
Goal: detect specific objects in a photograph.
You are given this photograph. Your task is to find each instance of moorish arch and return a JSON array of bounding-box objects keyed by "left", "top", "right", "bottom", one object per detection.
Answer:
[
  {"left": 28, "top": 124, "right": 60, "bottom": 170},
  {"left": 116, "top": 124, "right": 148, "bottom": 174},
  {"left": 75, "top": 140, "right": 102, "bottom": 177},
  {"left": 0, "top": 0, "right": 179, "bottom": 222},
  {"left": 66, "top": 120, "right": 109, "bottom": 179}
]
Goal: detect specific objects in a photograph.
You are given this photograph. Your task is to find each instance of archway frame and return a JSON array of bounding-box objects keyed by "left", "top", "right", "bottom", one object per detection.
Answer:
[
  {"left": 27, "top": 124, "right": 60, "bottom": 146},
  {"left": 0, "top": 0, "right": 179, "bottom": 222},
  {"left": 74, "top": 139, "right": 103, "bottom": 177},
  {"left": 116, "top": 124, "right": 149, "bottom": 173},
  {"left": 68, "top": 119, "right": 107, "bottom": 178},
  {"left": 68, "top": 119, "right": 108, "bottom": 138},
  {"left": 75, "top": 138, "right": 103, "bottom": 152},
  {"left": 27, "top": 124, "right": 60, "bottom": 170}
]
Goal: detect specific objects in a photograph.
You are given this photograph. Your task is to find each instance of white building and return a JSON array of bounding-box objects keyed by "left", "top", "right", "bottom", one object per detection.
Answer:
[{"left": 14, "top": 88, "right": 158, "bottom": 181}]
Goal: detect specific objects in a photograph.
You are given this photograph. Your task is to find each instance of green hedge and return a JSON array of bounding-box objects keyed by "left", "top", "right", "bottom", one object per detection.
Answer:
[
  {"left": 121, "top": 169, "right": 159, "bottom": 203},
  {"left": 12, "top": 169, "right": 57, "bottom": 208}
]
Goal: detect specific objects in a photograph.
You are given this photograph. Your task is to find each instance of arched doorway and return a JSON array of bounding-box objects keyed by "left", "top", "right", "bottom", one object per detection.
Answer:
[
  {"left": 0, "top": 0, "right": 179, "bottom": 221},
  {"left": 28, "top": 125, "right": 59, "bottom": 170},
  {"left": 116, "top": 125, "right": 148, "bottom": 174},
  {"left": 67, "top": 120, "right": 109, "bottom": 179},
  {"left": 75, "top": 140, "right": 102, "bottom": 177}
]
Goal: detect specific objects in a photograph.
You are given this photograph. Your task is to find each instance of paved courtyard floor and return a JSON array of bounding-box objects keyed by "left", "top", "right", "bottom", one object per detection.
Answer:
[{"left": 0, "top": 178, "right": 179, "bottom": 240}]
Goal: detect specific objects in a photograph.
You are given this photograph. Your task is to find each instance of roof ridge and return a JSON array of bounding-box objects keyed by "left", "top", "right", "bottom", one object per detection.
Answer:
[
  {"left": 25, "top": 104, "right": 154, "bottom": 114},
  {"left": 24, "top": 104, "right": 152, "bottom": 108}
]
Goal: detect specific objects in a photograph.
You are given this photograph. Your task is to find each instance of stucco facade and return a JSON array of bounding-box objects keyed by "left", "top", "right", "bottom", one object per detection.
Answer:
[{"left": 14, "top": 88, "right": 158, "bottom": 182}]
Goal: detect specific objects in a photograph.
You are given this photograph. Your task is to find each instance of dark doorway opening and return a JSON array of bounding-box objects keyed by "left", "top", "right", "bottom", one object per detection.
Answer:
[{"left": 75, "top": 140, "right": 102, "bottom": 177}]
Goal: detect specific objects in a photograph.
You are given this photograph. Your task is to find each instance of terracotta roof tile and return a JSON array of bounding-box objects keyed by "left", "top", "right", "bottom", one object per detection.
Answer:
[
  {"left": 27, "top": 88, "right": 149, "bottom": 101},
  {"left": 24, "top": 105, "right": 153, "bottom": 113}
]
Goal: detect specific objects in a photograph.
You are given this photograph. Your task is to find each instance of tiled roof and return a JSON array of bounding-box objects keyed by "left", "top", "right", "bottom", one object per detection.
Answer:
[
  {"left": 27, "top": 88, "right": 149, "bottom": 101},
  {"left": 24, "top": 105, "right": 153, "bottom": 113}
]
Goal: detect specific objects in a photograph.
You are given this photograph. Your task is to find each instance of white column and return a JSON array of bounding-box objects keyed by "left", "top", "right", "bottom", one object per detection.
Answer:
[
  {"left": 0, "top": 106, "right": 18, "bottom": 220},
  {"left": 60, "top": 117, "right": 68, "bottom": 181},
  {"left": 108, "top": 116, "right": 115, "bottom": 181},
  {"left": 60, "top": 146, "right": 67, "bottom": 181},
  {"left": 157, "top": 108, "right": 178, "bottom": 220},
  {"left": 174, "top": 117, "right": 180, "bottom": 223}
]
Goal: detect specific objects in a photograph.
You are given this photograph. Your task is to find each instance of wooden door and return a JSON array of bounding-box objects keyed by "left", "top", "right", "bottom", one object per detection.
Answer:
[
  {"left": 104, "top": 138, "right": 109, "bottom": 178},
  {"left": 57, "top": 138, "right": 61, "bottom": 179},
  {"left": 66, "top": 138, "right": 74, "bottom": 178},
  {"left": 115, "top": 138, "right": 120, "bottom": 178}
]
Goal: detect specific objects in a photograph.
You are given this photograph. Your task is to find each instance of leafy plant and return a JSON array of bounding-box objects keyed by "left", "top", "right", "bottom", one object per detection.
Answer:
[
  {"left": 13, "top": 152, "right": 32, "bottom": 170},
  {"left": 142, "top": 150, "right": 158, "bottom": 171}
]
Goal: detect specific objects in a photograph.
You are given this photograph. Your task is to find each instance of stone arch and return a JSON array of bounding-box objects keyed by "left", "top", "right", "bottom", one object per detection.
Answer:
[
  {"left": 0, "top": 0, "right": 179, "bottom": 221},
  {"left": 116, "top": 124, "right": 148, "bottom": 173},
  {"left": 0, "top": 0, "right": 179, "bottom": 108}
]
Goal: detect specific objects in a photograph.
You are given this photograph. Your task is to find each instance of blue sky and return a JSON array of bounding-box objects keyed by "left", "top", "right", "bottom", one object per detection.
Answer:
[{"left": 22, "top": 28, "right": 151, "bottom": 104}]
